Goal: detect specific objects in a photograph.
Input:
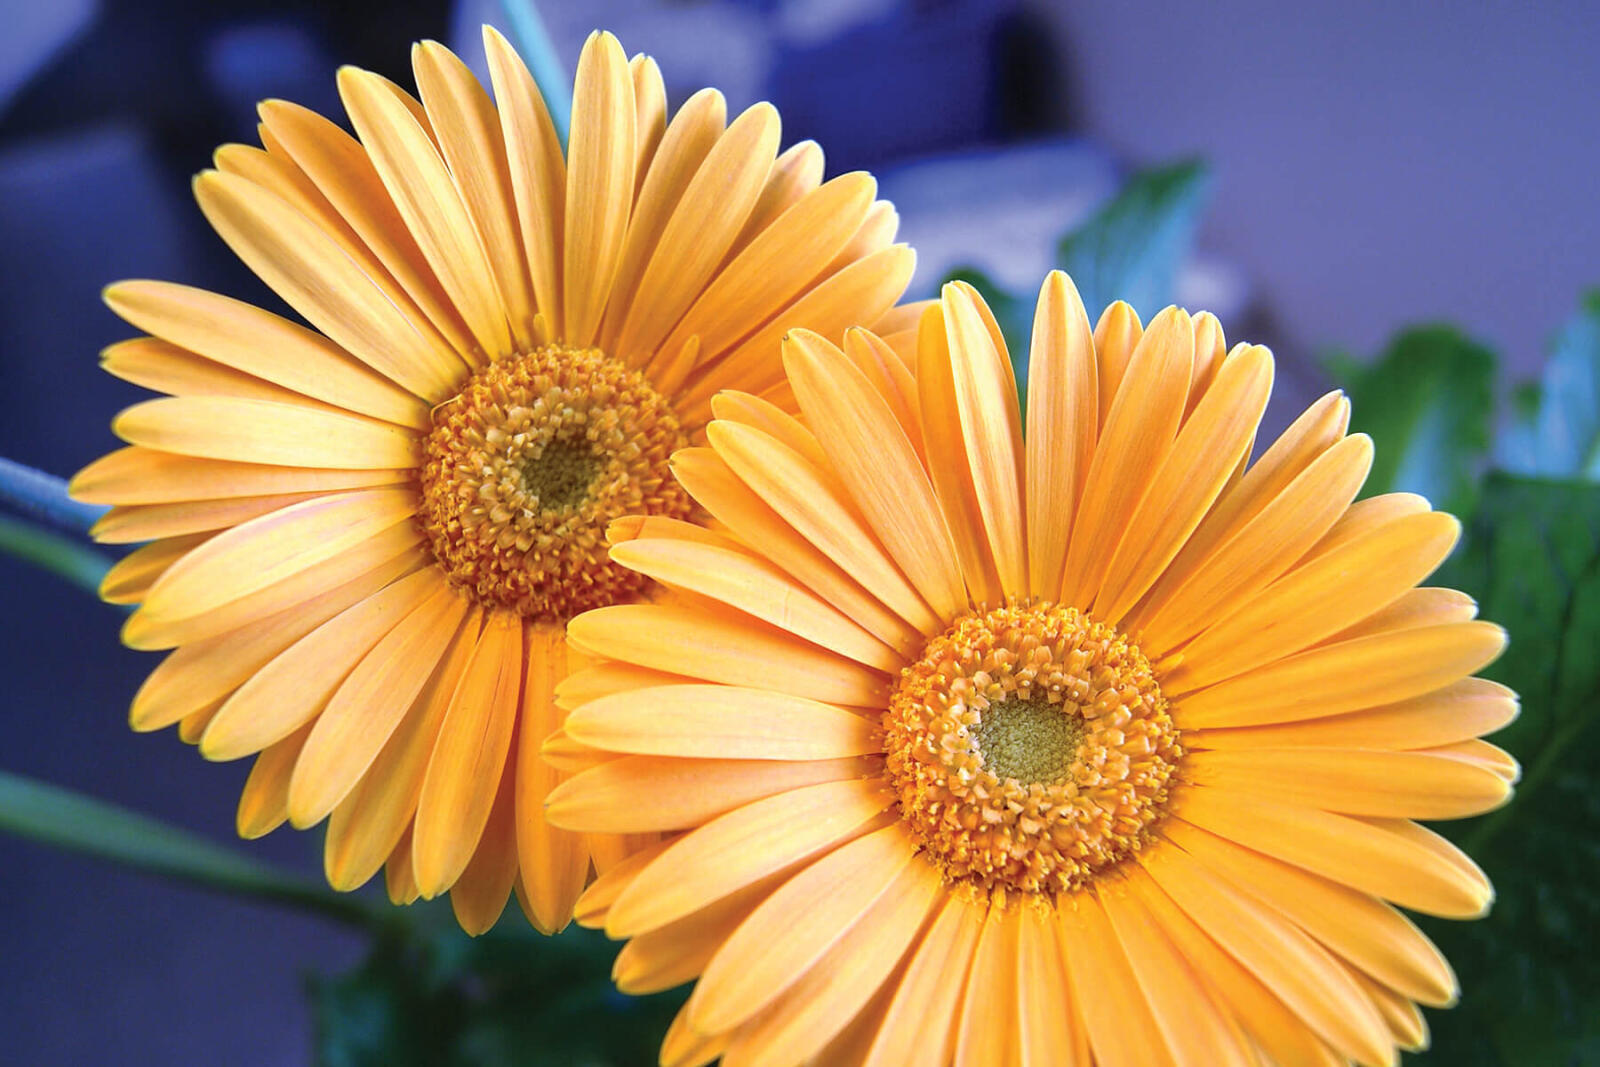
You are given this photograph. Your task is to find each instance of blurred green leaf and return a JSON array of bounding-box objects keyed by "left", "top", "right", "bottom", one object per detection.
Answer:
[
  {"left": 314, "top": 917, "right": 684, "bottom": 1066},
  {"left": 1054, "top": 158, "right": 1210, "bottom": 321},
  {"left": 1498, "top": 291, "right": 1600, "bottom": 478},
  {"left": 0, "top": 770, "right": 378, "bottom": 927},
  {"left": 1334, "top": 326, "right": 1496, "bottom": 519},
  {"left": 1413, "top": 473, "right": 1600, "bottom": 1064}
]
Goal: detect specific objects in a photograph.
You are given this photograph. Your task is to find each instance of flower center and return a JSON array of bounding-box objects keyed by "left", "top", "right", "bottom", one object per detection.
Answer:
[
  {"left": 416, "top": 344, "right": 693, "bottom": 621},
  {"left": 882, "top": 601, "right": 1181, "bottom": 898}
]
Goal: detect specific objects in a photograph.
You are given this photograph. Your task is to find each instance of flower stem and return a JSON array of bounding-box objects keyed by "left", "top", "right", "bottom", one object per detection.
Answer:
[
  {"left": 0, "top": 770, "right": 385, "bottom": 930},
  {"left": 0, "top": 514, "right": 114, "bottom": 597},
  {"left": 0, "top": 456, "right": 106, "bottom": 532}
]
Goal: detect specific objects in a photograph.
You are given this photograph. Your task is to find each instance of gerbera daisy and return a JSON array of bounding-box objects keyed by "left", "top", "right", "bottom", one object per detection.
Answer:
[
  {"left": 69, "top": 27, "right": 916, "bottom": 934},
  {"left": 546, "top": 272, "right": 1517, "bottom": 1065}
]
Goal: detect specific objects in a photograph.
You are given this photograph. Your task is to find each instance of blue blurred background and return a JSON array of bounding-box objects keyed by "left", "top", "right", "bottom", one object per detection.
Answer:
[{"left": 2, "top": 0, "right": 1597, "bottom": 1061}]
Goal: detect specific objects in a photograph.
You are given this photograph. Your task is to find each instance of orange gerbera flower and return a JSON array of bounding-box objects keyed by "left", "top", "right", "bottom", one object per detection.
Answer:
[
  {"left": 548, "top": 272, "right": 1516, "bottom": 1065},
  {"left": 71, "top": 28, "right": 916, "bottom": 934}
]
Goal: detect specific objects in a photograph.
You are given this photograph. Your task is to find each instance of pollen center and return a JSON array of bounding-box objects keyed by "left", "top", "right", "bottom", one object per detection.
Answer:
[
  {"left": 973, "top": 697, "right": 1086, "bottom": 786},
  {"left": 882, "top": 601, "right": 1181, "bottom": 899},
  {"left": 416, "top": 344, "right": 693, "bottom": 621}
]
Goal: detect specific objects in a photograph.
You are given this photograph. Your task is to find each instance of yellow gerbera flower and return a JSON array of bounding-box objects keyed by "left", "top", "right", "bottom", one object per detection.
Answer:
[
  {"left": 547, "top": 272, "right": 1517, "bottom": 1065},
  {"left": 70, "top": 27, "right": 916, "bottom": 934}
]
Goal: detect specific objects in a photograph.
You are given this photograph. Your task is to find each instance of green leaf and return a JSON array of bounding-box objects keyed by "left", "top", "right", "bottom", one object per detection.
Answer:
[
  {"left": 1054, "top": 158, "right": 1211, "bottom": 321},
  {"left": 1410, "top": 473, "right": 1600, "bottom": 1064},
  {"left": 0, "top": 770, "right": 379, "bottom": 928},
  {"left": 1498, "top": 290, "right": 1600, "bottom": 478},
  {"left": 313, "top": 918, "right": 684, "bottom": 1066},
  {"left": 1334, "top": 326, "right": 1496, "bottom": 519}
]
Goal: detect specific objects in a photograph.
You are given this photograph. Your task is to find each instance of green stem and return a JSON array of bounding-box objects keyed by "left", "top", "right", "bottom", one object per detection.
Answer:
[
  {"left": 500, "top": 0, "right": 572, "bottom": 148},
  {"left": 0, "top": 514, "right": 114, "bottom": 597},
  {"left": 0, "top": 770, "right": 385, "bottom": 931}
]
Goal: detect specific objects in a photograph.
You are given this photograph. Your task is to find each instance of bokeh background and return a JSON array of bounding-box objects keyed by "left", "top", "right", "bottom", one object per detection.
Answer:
[{"left": 2, "top": 1, "right": 1597, "bottom": 1063}]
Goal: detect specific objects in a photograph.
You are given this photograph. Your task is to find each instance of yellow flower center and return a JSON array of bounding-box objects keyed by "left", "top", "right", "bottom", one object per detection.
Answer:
[
  {"left": 416, "top": 344, "right": 692, "bottom": 621},
  {"left": 882, "top": 602, "right": 1182, "bottom": 898}
]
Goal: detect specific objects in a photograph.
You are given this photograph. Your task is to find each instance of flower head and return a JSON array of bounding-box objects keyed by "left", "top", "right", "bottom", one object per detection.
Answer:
[
  {"left": 71, "top": 28, "right": 916, "bottom": 934},
  {"left": 549, "top": 272, "right": 1516, "bottom": 1064}
]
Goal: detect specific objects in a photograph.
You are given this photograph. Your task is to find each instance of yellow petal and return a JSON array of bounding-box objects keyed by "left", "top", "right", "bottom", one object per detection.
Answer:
[
  {"left": 104, "top": 281, "right": 429, "bottom": 428},
  {"left": 1125, "top": 389, "right": 1352, "bottom": 641},
  {"left": 782, "top": 329, "right": 966, "bottom": 622},
  {"left": 1171, "top": 786, "right": 1492, "bottom": 917},
  {"left": 256, "top": 98, "right": 480, "bottom": 363},
  {"left": 515, "top": 625, "right": 591, "bottom": 934},
  {"left": 669, "top": 447, "right": 923, "bottom": 658},
  {"left": 605, "top": 777, "right": 895, "bottom": 937},
  {"left": 73, "top": 446, "right": 408, "bottom": 505},
  {"left": 1092, "top": 301, "right": 1141, "bottom": 422},
  {"left": 449, "top": 753, "right": 519, "bottom": 935},
  {"left": 546, "top": 755, "right": 871, "bottom": 834},
  {"left": 1174, "top": 621, "right": 1507, "bottom": 727},
  {"left": 954, "top": 902, "right": 1020, "bottom": 1067},
  {"left": 942, "top": 282, "right": 1027, "bottom": 597},
  {"left": 1016, "top": 900, "right": 1091, "bottom": 1067},
  {"left": 863, "top": 896, "right": 981, "bottom": 1067},
  {"left": 722, "top": 856, "right": 940, "bottom": 1064},
  {"left": 283, "top": 579, "right": 468, "bottom": 824},
  {"left": 678, "top": 244, "right": 915, "bottom": 417},
  {"left": 1162, "top": 819, "right": 1458, "bottom": 1006},
  {"left": 193, "top": 169, "right": 463, "bottom": 401},
  {"left": 236, "top": 723, "right": 312, "bottom": 839},
  {"left": 1172, "top": 511, "right": 1462, "bottom": 691},
  {"left": 609, "top": 535, "right": 901, "bottom": 671},
  {"left": 1183, "top": 676, "right": 1518, "bottom": 752},
  {"left": 565, "top": 683, "right": 879, "bottom": 760},
  {"left": 563, "top": 31, "right": 636, "bottom": 346},
  {"left": 687, "top": 824, "right": 916, "bottom": 1034},
  {"left": 413, "top": 611, "right": 524, "bottom": 897},
  {"left": 413, "top": 40, "right": 537, "bottom": 351},
  {"left": 611, "top": 102, "right": 780, "bottom": 365},
  {"left": 1024, "top": 272, "right": 1097, "bottom": 599},
  {"left": 1121, "top": 862, "right": 1350, "bottom": 1067},
  {"left": 323, "top": 606, "right": 481, "bottom": 890},
  {"left": 91, "top": 492, "right": 328, "bottom": 544},
  {"left": 732, "top": 139, "right": 824, "bottom": 255},
  {"left": 1056, "top": 889, "right": 1180, "bottom": 1067},
  {"left": 916, "top": 306, "right": 1003, "bottom": 606},
  {"left": 658, "top": 170, "right": 875, "bottom": 370},
  {"left": 100, "top": 534, "right": 209, "bottom": 606},
  {"left": 482, "top": 26, "right": 566, "bottom": 333},
  {"left": 1059, "top": 306, "right": 1193, "bottom": 610},
  {"left": 1133, "top": 433, "right": 1373, "bottom": 656},
  {"left": 1097, "top": 875, "right": 1255, "bottom": 1066},
  {"left": 201, "top": 567, "right": 444, "bottom": 761},
  {"left": 338, "top": 65, "right": 510, "bottom": 364},
  {"left": 101, "top": 336, "right": 357, "bottom": 414},
  {"left": 113, "top": 396, "right": 420, "bottom": 470},
  {"left": 128, "top": 550, "right": 417, "bottom": 731},
  {"left": 599, "top": 88, "right": 726, "bottom": 355},
  {"left": 132, "top": 490, "right": 418, "bottom": 642},
  {"left": 1137, "top": 842, "right": 1395, "bottom": 1066},
  {"left": 1095, "top": 344, "right": 1273, "bottom": 623},
  {"left": 567, "top": 602, "right": 889, "bottom": 708}
]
